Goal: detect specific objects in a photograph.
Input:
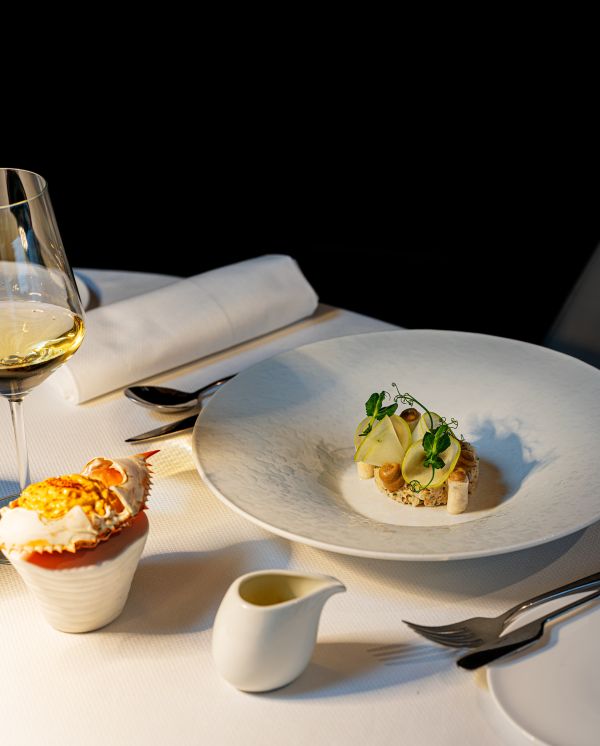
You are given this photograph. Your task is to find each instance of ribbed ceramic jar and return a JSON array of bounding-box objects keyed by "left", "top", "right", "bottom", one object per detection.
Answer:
[{"left": 5, "top": 512, "right": 148, "bottom": 633}]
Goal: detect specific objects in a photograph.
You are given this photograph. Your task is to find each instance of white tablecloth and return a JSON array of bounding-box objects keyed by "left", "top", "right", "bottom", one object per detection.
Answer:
[{"left": 1, "top": 269, "right": 599, "bottom": 745}]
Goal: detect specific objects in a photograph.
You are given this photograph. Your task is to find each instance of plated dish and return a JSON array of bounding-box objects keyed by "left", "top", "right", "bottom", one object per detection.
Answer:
[
  {"left": 353, "top": 390, "right": 478, "bottom": 514},
  {"left": 193, "top": 330, "right": 600, "bottom": 560}
]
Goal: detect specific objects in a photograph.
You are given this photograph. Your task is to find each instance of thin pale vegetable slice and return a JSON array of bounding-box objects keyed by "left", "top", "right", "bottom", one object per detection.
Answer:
[
  {"left": 354, "top": 415, "right": 390, "bottom": 462},
  {"left": 355, "top": 413, "right": 411, "bottom": 453},
  {"left": 354, "top": 417, "right": 371, "bottom": 451},
  {"left": 402, "top": 436, "right": 461, "bottom": 489},
  {"left": 412, "top": 411, "right": 442, "bottom": 441},
  {"left": 359, "top": 416, "right": 407, "bottom": 467},
  {"left": 390, "top": 414, "right": 412, "bottom": 452}
]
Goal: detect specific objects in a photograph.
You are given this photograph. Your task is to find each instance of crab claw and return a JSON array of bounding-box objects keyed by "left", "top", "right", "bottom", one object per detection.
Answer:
[{"left": 137, "top": 450, "right": 160, "bottom": 461}]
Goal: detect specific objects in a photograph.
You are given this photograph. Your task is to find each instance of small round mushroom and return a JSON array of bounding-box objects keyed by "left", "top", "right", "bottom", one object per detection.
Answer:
[
  {"left": 458, "top": 442, "right": 475, "bottom": 460},
  {"left": 456, "top": 442, "right": 478, "bottom": 486},
  {"left": 378, "top": 462, "right": 404, "bottom": 493},
  {"left": 400, "top": 407, "right": 420, "bottom": 432}
]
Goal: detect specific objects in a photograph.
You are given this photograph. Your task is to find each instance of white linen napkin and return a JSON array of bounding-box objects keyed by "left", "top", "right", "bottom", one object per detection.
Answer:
[{"left": 51, "top": 255, "right": 318, "bottom": 403}]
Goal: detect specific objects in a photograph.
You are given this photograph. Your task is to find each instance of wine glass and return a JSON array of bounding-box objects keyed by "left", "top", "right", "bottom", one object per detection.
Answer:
[{"left": 0, "top": 168, "right": 85, "bottom": 494}]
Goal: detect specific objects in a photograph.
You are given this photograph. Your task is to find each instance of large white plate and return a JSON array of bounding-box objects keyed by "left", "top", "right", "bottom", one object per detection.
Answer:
[
  {"left": 488, "top": 598, "right": 600, "bottom": 745},
  {"left": 192, "top": 330, "right": 600, "bottom": 560}
]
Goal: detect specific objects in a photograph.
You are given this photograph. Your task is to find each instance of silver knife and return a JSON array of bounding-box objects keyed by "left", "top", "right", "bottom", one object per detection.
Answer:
[
  {"left": 125, "top": 413, "right": 199, "bottom": 442},
  {"left": 457, "top": 587, "right": 600, "bottom": 670}
]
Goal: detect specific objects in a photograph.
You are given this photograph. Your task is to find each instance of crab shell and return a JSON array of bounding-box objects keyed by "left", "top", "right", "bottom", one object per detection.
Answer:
[{"left": 0, "top": 451, "right": 157, "bottom": 555}]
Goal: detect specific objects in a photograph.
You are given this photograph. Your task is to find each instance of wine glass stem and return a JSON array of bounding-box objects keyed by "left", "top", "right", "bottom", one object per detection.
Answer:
[{"left": 9, "top": 398, "right": 30, "bottom": 490}]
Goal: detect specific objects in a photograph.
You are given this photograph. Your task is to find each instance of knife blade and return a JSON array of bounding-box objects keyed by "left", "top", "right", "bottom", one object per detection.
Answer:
[
  {"left": 457, "top": 588, "right": 600, "bottom": 670},
  {"left": 125, "top": 413, "right": 199, "bottom": 442}
]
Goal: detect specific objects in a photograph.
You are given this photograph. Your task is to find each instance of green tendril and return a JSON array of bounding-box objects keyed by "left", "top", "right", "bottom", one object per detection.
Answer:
[
  {"left": 391, "top": 384, "right": 435, "bottom": 429},
  {"left": 390, "top": 385, "right": 461, "bottom": 491},
  {"left": 359, "top": 385, "right": 462, "bottom": 493}
]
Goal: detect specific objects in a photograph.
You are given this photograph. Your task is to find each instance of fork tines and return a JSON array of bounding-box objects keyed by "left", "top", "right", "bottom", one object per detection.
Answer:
[{"left": 403, "top": 620, "right": 483, "bottom": 648}]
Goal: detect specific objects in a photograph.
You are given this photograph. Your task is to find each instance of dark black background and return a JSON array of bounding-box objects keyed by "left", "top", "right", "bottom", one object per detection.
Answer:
[
  {"left": 7, "top": 143, "right": 597, "bottom": 347},
  {"left": 4, "top": 21, "right": 600, "bottom": 349}
]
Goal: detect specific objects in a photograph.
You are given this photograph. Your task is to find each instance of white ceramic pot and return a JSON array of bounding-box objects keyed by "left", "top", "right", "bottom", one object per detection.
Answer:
[
  {"left": 5, "top": 512, "right": 148, "bottom": 633},
  {"left": 212, "top": 569, "right": 345, "bottom": 692}
]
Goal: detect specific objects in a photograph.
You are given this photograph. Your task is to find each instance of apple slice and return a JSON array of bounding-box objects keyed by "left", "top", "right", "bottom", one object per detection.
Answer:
[
  {"left": 355, "top": 414, "right": 411, "bottom": 452},
  {"left": 354, "top": 417, "right": 378, "bottom": 462},
  {"left": 412, "top": 411, "right": 442, "bottom": 441},
  {"left": 358, "top": 416, "right": 407, "bottom": 467},
  {"left": 402, "top": 436, "right": 461, "bottom": 489},
  {"left": 390, "top": 414, "right": 412, "bottom": 452},
  {"left": 354, "top": 415, "right": 409, "bottom": 475},
  {"left": 354, "top": 417, "right": 371, "bottom": 451}
]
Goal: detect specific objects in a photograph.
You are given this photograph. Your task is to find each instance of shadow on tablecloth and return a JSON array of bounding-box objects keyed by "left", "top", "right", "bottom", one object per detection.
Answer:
[{"left": 100, "top": 536, "right": 292, "bottom": 636}]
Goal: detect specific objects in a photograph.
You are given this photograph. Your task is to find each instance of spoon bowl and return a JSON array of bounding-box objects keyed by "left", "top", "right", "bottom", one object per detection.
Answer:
[{"left": 124, "top": 375, "right": 235, "bottom": 412}]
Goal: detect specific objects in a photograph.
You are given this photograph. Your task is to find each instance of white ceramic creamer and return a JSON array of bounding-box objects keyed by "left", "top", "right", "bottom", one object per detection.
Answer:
[{"left": 212, "top": 570, "right": 345, "bottom": 692}]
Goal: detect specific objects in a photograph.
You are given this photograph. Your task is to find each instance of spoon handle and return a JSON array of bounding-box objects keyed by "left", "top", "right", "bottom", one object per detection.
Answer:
[{"left": 196, "top": 374, "right": 236, "bottom": 398}]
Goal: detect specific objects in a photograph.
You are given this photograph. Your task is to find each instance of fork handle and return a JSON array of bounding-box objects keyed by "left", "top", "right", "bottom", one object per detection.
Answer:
[
  {"left": 458, "top": 587, "right": 600, "bottom": 670},
  {"left": 504, "top": 570, "right": 600, "bottom": 624}
]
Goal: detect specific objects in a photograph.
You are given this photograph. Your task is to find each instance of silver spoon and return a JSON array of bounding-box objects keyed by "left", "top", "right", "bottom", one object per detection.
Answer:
[{"left": 124, "top": 375, "right": 235, "bottom": 412}]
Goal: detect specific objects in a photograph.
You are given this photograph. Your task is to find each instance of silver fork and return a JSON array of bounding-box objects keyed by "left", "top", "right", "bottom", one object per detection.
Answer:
[{"left": 402, "top": 570, "right": 600, "bottom": 648}]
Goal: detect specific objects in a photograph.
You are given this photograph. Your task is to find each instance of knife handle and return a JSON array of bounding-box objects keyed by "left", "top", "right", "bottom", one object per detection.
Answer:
[
  {"left": 125, "top": 413, "right": 199, "bottom": 442},
  {"left": 457, "top": 638, "right": 537, "bottom": 670}
]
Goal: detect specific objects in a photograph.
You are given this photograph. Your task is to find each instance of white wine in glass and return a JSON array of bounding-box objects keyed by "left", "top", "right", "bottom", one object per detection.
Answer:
[{"left": 0, "top": 168, "right": 85, "bottom": 492}]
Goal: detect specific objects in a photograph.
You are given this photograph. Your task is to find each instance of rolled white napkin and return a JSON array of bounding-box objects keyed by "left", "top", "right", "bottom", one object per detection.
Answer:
[{"left": 51, "top": 255, "right": 318, "bottom": 403}]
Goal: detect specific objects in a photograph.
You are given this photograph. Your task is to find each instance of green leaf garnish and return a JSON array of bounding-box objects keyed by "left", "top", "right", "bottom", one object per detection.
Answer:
[
  {"left": 358, "top": 385, "right": 461, "bottom": 493},
  {"left": 390, "top": 383, "right": 460, "bottom": 493},
  {"left": 417, "top": 423, "right": 452, "bottom": 487},
  {"left": 360, "top": 391, "right": 398, "bottom": 436},
  {"left": 364, "top": 393, "right": 381, "bottom": 417}
]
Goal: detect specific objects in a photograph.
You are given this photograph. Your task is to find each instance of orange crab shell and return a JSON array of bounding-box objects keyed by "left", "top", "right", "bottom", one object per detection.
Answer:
[
  {"left": 0, "top": 451, "right": 158, "bottom": 555},
  {"left": 81, "top": 450, "right": 158, "bottom": 518}
]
